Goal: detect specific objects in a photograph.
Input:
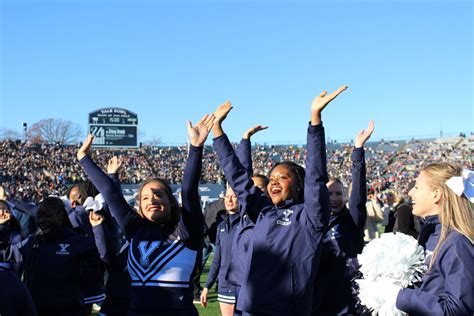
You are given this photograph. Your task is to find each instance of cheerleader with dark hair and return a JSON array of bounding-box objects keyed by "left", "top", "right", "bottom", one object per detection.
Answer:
[
  {"left": 4, "top": 185, "right": 108, "bottom": 311},
  {"left": 18, "top": 196, "right": 103, "bottom": 316},
  {"left": 211, "top": 86, "right": 346, "bottom": 315},
  {"left": 77, "top": 114, "right": 213, "bottom": 316}
]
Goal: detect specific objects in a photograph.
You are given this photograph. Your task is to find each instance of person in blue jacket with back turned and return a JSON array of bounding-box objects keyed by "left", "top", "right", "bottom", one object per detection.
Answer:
[
  {"left": 211, "top": 86, "right": 347, "bottom": 316},
  {"left": 312, "top": 120, "right": 374, "bottom": 315},
  {"left": 394, "top": 162, "right": 474, "bottom": 315}
]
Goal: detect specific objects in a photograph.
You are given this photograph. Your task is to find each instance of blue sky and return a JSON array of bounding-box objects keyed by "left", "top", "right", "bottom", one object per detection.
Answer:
[{"left": 1, "top": 0, "right": 472, "bottom": 145}]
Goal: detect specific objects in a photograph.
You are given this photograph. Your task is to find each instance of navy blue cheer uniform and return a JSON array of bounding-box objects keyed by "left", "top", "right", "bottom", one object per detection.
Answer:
[
  {"left": 80, "top": 145, "right": 205, "bottom": 316},
  {"left": 312, "top": 147, "right": 367, "bottom": 315},
  {"left": 213, "top": 123, "right": 330, "bottom": 316},
  {"left": 396, "top": 215, "right": 474, "bottom": 315}
]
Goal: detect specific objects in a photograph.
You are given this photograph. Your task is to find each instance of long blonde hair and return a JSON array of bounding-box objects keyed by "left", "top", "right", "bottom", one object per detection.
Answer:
[{"left": 422, "top": 163, "right": 474, "bottom": 268}]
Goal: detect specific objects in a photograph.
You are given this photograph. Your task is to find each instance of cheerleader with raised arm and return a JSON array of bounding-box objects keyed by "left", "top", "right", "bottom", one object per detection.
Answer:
[
  {"left": 77, "top": 114, "right": 213, "bottom": 316},
  {"left": 211, "top": 86, "right": 346, "bottom": 315}
]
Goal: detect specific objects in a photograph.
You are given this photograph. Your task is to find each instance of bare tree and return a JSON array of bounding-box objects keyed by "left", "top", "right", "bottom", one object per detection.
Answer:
[
  {"left": 0, "top": 128, "right": 22, "bottom": 141},
  {"left": 27, "top": 118, "right": 83, "bottom": 144},
  {"left": 144, "top": 136, "right": 162, "bottom": 146}
]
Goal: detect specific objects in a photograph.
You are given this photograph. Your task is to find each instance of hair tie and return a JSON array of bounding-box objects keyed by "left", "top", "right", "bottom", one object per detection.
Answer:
[{"left": 446, "top": 168, "right": 474, "bottom": 203}]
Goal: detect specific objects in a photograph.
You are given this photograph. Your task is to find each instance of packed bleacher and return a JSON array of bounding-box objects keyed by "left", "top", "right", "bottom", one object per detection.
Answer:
[{"left": 1, "top": 136, "right": 472, "bottom": 204}]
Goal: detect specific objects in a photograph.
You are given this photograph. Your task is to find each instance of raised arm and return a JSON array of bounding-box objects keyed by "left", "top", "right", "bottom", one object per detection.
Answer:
[
  {"left": 304, "top": 86, "right": 347, "bottom": 232},
  {"left": 212, "top": 102, "right": 271, "bottom": 223},
  {"left": 236, "top": 125, "right": 268, "bottom": 177},
  {"left": 348, "top": 121, "right": 374, "bottom": 229},
  {"left": 3, "top": 198, "right": 37, "bottom": 218},
  {"left": 77, "top": 135, "right": 133, "bottom": 230},
  {"left": 107, "top": 156, "right": 124, "bottom": 189},
  {"left": 180, "top": 114, "right": 214, "bottom": 239}
]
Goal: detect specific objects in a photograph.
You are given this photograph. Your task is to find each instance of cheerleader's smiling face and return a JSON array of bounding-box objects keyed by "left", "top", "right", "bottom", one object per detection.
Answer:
[
  {"left": 268, "top": 165, "right": 298, "bottom": 206},
  {"left": 139, "top": 181, "right": 172, "bottom": 223},
  {"left": 409, "top": 171, "right": 440, "bottom": 218},
  {"left": 327, "top": 180, "right": 345, "bottom": 214}
]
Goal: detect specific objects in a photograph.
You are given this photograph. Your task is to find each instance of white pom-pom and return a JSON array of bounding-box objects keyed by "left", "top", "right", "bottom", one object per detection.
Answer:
[{"left": 355, "top": 232, "right": 426, "bottom": 315}]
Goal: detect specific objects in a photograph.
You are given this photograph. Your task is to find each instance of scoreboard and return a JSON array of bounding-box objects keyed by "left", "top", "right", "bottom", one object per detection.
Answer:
[{"left": 88, "top": 108, "right": 138, "bottom": 148}]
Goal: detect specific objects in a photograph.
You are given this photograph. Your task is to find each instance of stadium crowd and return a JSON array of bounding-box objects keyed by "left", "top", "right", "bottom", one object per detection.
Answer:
[{"left": 1, "top": 136, "right": 472, "bottom": 204}]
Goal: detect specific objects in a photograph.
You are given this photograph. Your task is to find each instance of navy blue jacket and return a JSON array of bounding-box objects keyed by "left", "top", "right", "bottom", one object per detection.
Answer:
[
  {"left": 19, "top": 227, "right": 104, "bottom": 314},
  {"left": 213, "top": 123, "right": 329, "bottom": 315},
  {"left": 0, "top": 267, "right": 37, "bottom": 316},
  {"left": 80, "top": 145, "right": 204, "bottom": 315},
  {"left": 227, "top": 211, "right": 254, "bottom": 289},
  {"left": 9, "top": 199, "right": 107, "bottom": 304},
  {"left": 223, "top": 138, "right": 256, "bottom": 289},
  {"left": 313, "top": 147, "right": 367, "bottom": 315},
  {"left": 396, "top": 215, "right": 474, "bottom": 315},
  {"left": 99, "top": 174, "right": 131, "bottom": 316},
  {"left": 205, "top": 212, "right": 240, "bottom": 291},
  {"left": 100, "top": 241, "right": 131, "bottom": 316}
]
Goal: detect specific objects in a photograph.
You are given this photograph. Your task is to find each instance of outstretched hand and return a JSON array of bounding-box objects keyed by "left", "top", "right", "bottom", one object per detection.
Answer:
[
  {"left": 77, "top": 134, "right": 94, "bottom": 160},
  {"left": 187, "top": 114, "right": 215, "bottom": 147},
  {"left": 213, "top": 101, "right": 233, "bottom": 125},
  {"left": 107, "top": 156, "right": 123, "bottom": 174},
  {"left": 355, "top": 120, "right": 375, "bottom": 148},
  {"left": 243, "top": 125, "right": 268, "bottom": 140},
  {"left": 311, "top": 85, "right": 348, "bottom": 125}
]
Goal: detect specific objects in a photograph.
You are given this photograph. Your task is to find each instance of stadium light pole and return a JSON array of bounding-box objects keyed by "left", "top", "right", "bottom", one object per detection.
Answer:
[{"left": 22, "top": 122, "right": 27, "bottom": 143}]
